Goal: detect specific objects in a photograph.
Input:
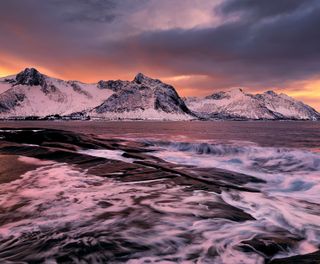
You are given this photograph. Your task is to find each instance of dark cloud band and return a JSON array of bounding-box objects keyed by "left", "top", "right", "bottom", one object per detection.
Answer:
[{"left": 0, "top": 0, "right": 320, "bottom": 92}]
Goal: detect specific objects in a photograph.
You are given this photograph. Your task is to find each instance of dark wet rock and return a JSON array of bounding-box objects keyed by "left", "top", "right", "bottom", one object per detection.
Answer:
[
  {"left": 5, "top": 128, "right": 310, "bottom": 263},
  {"left": 121, "top": 151, "right": 165, "bottom": 162},
  {"left": 0, "top": 155, "right": 39, "bottom": 184},
  {"left": 191, "top": 167, "right": 266, "bottom": 185},
  {"left": 0, "top": 128, "right": 108, "bottom": 149},
  {"left": 0, "top": 128, "right": 263, "bottom": 195},
  {"left": 40, "top": 142, "right": 81, "bottom": 151},
  {"left": 133, "top": 160, "right": 261, "bottom": 193},
  {"left": 269, "top": 250, "right": 320, "bottom": 264},
  {"left": 0, "top": 128, "right": 257, "bottom": 224},
  {"left": 238, "top": 234, "right": 301, "bottom": 260},
  {"left": 179, "top": 197, "right": 256, "bottom": 221}
]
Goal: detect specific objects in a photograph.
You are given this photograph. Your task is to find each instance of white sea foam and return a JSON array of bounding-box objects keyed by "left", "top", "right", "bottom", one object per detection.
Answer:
[
  {"left": 18, "top": 156, "right": 55, "bottom": 166},
  {"left": 78, "top": 149, "right": 135, "bottom": 163},
  {"left": 1, "top": 139, "right": 320, "bottom": 263},
  {"left": 150, "top": 141, "right": 320, "bottom": 201},
  {"left": 145, "top": 140, "right": 320, "bottom": 260},
  {"left": 0, "top": 159, "right": 265, "bottom": 263}
]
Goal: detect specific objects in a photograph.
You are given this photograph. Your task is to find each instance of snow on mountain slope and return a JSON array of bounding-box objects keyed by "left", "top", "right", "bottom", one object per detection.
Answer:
[
  {"left": 255, "top": 91, "right": 320, "bottom": 120},
  {"left": 185, "top": 88, "right": 276, "bottom": 120},
  {"left": 0, "top": 76, "right": 15, "bottom": 94},
  {"left": 0, "top": 68, "right": 113, "bottom": 118},
  {"left": 90, "top": 73, "right": 195, "bottom": 120},
  {"left": 1, "top": 68, "right": 319, "bottom": 121},
  {"left": 185, "top": 88, "right": 320, "bottom": 120}
]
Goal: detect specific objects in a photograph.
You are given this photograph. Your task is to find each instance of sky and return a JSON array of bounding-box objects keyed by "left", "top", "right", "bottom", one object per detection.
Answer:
[{"left": 0, "top": 0, "right": 320, "bottom": 110}]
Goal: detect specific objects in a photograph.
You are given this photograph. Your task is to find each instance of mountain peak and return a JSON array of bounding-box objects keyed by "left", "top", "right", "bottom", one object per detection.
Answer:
[
  {"left": 15, "top": 68, "right": 45, "bottom": 86},
  {"left": 133, "top": 73, "right": 161, "bottom": 85},
  {"left": 264, "top": 90, "right": 277, "bottom": 96},
  {"left": 229, "top": 87, "right": 244, "bottom": 93},
  {"left": 228, "top": 87, "right": 245, "bottom": 98}
]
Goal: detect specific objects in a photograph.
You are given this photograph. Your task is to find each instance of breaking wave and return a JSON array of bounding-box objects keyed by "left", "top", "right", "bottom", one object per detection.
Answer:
[
  {"left": 146, "top": 140, "right": 320, "bottom": 176},
  {"left": 1, "top": 139, "right": 320, "bottom": 263},
  {"left": 0, "top": 159, "right": 267, "bottom": 263},
  {"left": 144, "top": 140, "right": 320, "bottom": 260}
]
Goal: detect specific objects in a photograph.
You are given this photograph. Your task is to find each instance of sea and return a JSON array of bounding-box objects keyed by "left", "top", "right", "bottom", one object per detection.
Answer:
[{"left": 0, "top": 121, "right": 319, "bottom": 264}]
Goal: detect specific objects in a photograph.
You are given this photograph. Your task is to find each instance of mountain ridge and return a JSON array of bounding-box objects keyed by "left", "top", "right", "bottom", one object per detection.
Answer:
[
  {"left": 185, "top": 88, "right": 320, "bottom": 120},
  {"left": 0, "top": 68, "right": 319, "bottom": 121}
]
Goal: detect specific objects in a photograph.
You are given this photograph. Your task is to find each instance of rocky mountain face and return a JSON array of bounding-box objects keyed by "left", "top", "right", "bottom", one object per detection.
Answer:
[
  {"left": 15, "top": 68, "right": 45, "bottom": 86},
  {"left": 0, "top": 68, "right": 319, "bottom": 120},
  {"left": 90, "top": 73, "right": 193, "bottom": 120},
  {"left": 0, "top": 68, "right": 112, "bottom": 118},
  {"left": 185, "top": 88, "right": 320, "bottom": 120}
]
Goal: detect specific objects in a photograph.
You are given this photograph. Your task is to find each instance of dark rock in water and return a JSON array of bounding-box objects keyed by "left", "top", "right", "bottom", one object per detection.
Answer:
[
  {"left": 238, "top": 234, "right": 301, "bottom": 260},
  {"left": 0, "top": 155, "right": 39, "bottom": 184},
  {"left": 15, "top": 68, "right": 45, "bottom": 86},
  {"left": 0, "top": 128, "right": 106, "bottom": 149},
  {"left": 0, "top": 128, "right": 262, "bottom": 195},
  {"left": 268, "top": 250, "right": 320, "bottom": 264},
  {"left": 2, "top": 128, "right": 312, "bottom": 263},
  {"left": 0, "top": 128, "right": 257, "bottom": 223}
]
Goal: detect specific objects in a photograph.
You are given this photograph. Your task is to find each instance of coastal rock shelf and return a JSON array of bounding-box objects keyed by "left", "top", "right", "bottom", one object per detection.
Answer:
[{"left": 0, "top": 128, "right": 319, "bottom": 263}]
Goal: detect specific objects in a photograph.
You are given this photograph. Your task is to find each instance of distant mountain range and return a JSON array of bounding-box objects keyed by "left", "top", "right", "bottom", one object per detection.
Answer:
[
  {"left": 185, "top": 88, "right": 320, "bottom": 121},
  {"left": 0, "top": 68, "right": 319, "bottom": 121}
]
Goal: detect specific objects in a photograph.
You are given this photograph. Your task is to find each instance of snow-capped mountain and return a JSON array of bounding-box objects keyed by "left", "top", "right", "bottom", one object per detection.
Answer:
[
  {"left": 0, "top": 68, "right": 319, "bottom": 120},
  {"left": 89, "top": 73, "right": 194, "bottom": 120},
  {"left": 0, "top": 69, "right": 194, "bottom": 120},
  {"left": 0, "top": 68, "right": 112, "bottom": 118},
  {"left": 185, "top": 88, "right": 320, "bottom": 120}
]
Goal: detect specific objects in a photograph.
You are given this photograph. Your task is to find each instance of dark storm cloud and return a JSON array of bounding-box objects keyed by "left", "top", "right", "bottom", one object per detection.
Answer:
[
  {"left": 1, "top": 0, "right": 320, "bottom": 92},
  {"left": 102, "top": 0, "right": 320, "bottom": 89},
  {"left": 0, "top": 0, "right": 133, "bottom": 77},
  {"left": 52, "top": 0, "right": 119, "bottom": 23},
  {"left": 216, "top": 0, "right": 310, "bottom": 20}
]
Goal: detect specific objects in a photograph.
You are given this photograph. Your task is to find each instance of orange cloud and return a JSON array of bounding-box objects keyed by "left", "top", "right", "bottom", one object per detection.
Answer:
[
  {"left": 276, "top": 78, "right": 320, "bottom": 111},
  {"left": 0, "top": 53, "right": 60, "bottom": 78},
  {"left": 1, "top": 54, "right": 320, "bottom": 111}
]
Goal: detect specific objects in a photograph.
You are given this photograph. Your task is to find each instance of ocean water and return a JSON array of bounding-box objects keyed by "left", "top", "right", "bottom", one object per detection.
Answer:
[{"left": 0, "top": 121, "right": 319, "bottom": 263}]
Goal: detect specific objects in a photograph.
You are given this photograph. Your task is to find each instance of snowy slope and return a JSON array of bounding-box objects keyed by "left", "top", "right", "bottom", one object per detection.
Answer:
[
  {"left": 0, "top": 68, "right": 112, "bottom": 118},
  {"left": 185, "top": 88, "right": 320, "bottom": 120},
  {"left": 0, "top": 68, "right": 319, "bottom": 121},
  {"left": 90, "top": 73, "right": 194, "bottom": 120},
  {"left": 0, "top": 76, "right": 15, "bottom": 94},
  {"left": 255, "top": 91, "right": 320, "bottom": 120}
]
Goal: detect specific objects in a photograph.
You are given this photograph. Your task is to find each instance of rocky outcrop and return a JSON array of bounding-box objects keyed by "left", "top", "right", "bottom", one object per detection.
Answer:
[
  {"left": 92, "top": 73, "right": 194, "bottom": 119},
  {"left": 15, "top": 68, "right": 45, "bottom": 86}
]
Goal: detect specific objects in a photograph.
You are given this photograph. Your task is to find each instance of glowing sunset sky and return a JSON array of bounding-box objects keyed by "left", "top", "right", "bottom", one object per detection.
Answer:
[{"left": 0, "top": 0, "right": 320, "bottom": 110}]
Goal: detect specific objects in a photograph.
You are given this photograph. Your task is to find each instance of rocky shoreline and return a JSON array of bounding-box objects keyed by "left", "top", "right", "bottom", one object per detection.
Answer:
[{"left": 0, "top": 128, "right": 319, "bottom": 263}]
